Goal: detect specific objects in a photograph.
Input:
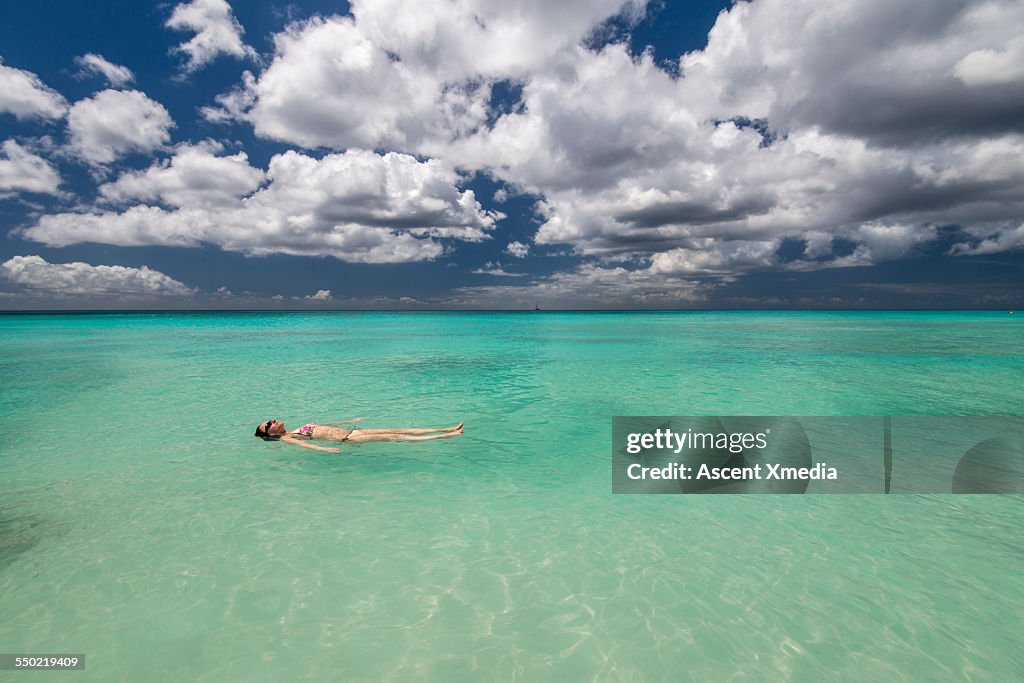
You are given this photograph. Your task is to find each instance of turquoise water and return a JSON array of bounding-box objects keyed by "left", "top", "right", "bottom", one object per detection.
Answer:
[{"left": 1, "top": 311, "right": 1021, "bottom": 681}]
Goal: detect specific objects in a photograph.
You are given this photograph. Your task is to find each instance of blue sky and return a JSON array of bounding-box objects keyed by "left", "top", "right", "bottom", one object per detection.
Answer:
[{"left": 1, "top": 0, "right": 1022, "bottom": 309}]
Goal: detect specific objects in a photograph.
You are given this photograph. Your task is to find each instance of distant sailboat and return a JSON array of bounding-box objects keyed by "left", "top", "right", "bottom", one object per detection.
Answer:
[{"left": 534, "top": 302, "right": 541, "bottom": 311}]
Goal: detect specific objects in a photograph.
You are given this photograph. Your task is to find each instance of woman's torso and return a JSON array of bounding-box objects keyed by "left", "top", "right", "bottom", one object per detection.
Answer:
[{"left": 288, "top": 424, "right": 351, "bottom": 441}]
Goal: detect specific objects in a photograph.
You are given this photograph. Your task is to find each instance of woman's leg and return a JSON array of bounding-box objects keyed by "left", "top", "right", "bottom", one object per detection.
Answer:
[
  {"left": 345, "top": 429, "right": 463, "bottom": 444},
  {"left": 352, "top": 423, "right": 462, "bottom": 435}
]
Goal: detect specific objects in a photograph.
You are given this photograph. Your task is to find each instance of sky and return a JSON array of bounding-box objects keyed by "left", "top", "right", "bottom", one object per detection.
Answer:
[{"left": 1, "top": 0, "right": 1022, "bottom": 309}]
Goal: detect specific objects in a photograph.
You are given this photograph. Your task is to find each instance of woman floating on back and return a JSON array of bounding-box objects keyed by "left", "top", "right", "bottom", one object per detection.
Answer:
[{"left": 254, "top": 418, "right": 463, "bottom": 453}]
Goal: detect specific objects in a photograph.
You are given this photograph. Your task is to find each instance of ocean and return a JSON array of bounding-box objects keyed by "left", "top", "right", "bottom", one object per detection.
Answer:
[{"left": 1, "top": 311, "right": 1021, "bottom": 681}]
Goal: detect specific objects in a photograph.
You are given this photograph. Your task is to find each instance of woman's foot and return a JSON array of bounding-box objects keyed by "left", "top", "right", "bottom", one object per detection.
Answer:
[{"left": 449, "top": 422, "right": 464, "bottom": 432}]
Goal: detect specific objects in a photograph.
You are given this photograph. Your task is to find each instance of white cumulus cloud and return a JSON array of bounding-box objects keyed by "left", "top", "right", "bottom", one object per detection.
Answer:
[
  {"left": 166, "top": 0, "right": 257, "bottom": 73},
  {"left": 950, "top": 223, "right": 1024, "bottom": 256},
  {"left": 0, "top": 255, "right": 194, "bottom": 296},
  {"left": 67, "top": 89, "right": 174, "bottom": 164},
  {"left": 472, "top": 261, "right": 527, "bottom": 277},
  {"left": 204, "top": 0, "right": 639, "bottom": 150},
  {"left": 99, "top": 141, "right": 265, "bottom": 208},
  {"left": 0, "top": 140, "right": 61, "bottom": 195},
  {"left": 24, "top": 149, "right": 503, "bottom": 264},
  {"left": 505, "top": 241, "right": 530, "bottom": 258},
  {"left": 205, "top": 16, "right": 486, "bottom": 149},
  {"left": 648, "top": 240, "right": 780, "bottom": 276},
  {"left": 74, "top": 53, "right": 135, "bottom": 87},
  {"left": 0, "top": 59, "right": 68, "bottom": 119}
]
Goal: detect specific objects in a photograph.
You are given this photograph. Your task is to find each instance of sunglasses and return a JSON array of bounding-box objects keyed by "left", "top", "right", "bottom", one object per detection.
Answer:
[{"left": 261, "top": 419, "right": 274, "bottom": 434}]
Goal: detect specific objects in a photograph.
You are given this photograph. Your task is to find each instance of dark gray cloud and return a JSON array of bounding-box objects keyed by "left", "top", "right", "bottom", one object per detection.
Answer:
[
  {"left": 789, "top": 79, "right": 1024, "bottom": 147},
  {"left": 614, "top": 196, "right": 774, "bottom": 229}
]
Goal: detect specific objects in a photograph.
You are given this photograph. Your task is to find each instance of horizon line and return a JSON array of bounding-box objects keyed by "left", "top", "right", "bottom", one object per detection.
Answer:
[{"left": 0, "top": 308, "right": 1018, "bottom": 314}]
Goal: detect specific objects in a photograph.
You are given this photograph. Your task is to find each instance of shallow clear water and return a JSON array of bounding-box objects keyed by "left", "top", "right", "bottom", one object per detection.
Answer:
[{"left": 1, "top": 311, "right": 1021, "bottom": 681}]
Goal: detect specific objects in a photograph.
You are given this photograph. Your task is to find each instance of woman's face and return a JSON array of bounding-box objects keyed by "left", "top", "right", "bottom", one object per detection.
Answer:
[{"left": 259, "top": 418, "right": 287, "bottom": 436}]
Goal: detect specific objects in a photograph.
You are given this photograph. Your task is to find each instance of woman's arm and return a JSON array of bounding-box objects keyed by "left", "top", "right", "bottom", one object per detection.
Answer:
[
  {"left": 280, "top": 437, "right": 341, "bottom": 453},
  {"left": 323, "top": 418, "right": 364, "bottom": 426}
]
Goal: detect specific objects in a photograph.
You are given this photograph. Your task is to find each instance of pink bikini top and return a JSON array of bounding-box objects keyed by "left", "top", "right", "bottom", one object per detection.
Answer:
[{"left": 292, "top": 424, "right": 317, "bottom": 438}]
